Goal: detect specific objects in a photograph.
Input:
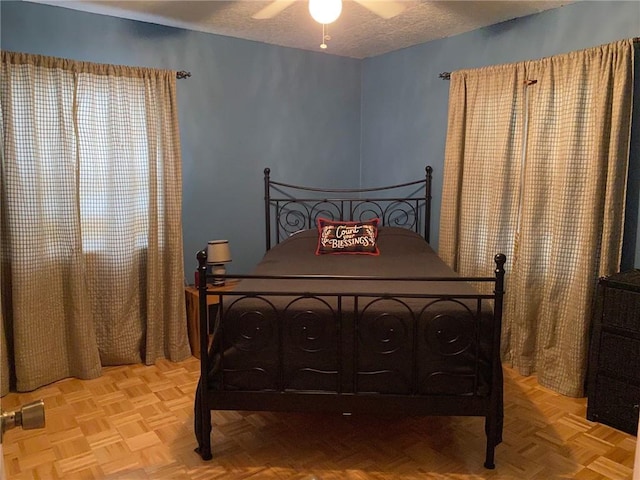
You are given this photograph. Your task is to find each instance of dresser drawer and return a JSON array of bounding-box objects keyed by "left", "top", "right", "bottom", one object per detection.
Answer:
[
  {"left": 598, "top": 331, "right": 640, "bottom": 381},
  {"left": 602, "top": 287, "right": 640, "bottom": 331},
  {"left": 587, "top": 374, "right": 640, "bottom": 435}
]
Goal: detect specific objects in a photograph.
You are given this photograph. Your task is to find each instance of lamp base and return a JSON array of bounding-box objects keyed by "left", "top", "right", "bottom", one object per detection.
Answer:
[{"left": 211, "top": 264, "right": 226, "bottom": 286}]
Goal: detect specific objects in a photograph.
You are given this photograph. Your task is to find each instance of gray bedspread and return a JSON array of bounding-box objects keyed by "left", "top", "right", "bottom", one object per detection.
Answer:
[{"left": 248, "top": 226, "right": 481, "bottom": 293}]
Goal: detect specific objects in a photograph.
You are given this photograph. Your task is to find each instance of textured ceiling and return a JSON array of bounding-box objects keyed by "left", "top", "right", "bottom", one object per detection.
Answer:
[{"left": 28, "top": 0, "right": 574, "bottom": 59}]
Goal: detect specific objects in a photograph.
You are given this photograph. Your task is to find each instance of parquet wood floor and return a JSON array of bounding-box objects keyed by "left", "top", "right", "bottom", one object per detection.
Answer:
[{"left": 1, "top": 357, "right": 636, "bottom": 479}]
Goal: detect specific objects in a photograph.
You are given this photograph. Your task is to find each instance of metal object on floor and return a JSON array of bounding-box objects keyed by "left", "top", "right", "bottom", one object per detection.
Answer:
[{"left": 0, "top": 400, "right": 46, "bottom": 442}]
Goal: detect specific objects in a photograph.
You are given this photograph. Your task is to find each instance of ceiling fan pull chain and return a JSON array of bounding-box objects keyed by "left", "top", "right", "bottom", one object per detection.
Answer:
[{"left": 320, "top": 23, "right": 328, "bottom": 49}]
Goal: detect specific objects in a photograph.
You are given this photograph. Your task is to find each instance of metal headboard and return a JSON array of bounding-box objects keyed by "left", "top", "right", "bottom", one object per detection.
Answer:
[{"left": 264, "top": 166, "right": 433, "bottom": 250}]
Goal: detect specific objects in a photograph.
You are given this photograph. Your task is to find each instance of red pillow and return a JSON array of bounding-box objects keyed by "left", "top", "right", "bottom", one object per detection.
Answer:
[{"left": 315, "top": 218, "right": 380, "bottom": 255}]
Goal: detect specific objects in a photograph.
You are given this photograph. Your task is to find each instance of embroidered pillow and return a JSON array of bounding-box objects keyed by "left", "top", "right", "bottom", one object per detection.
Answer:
[{"left": 315, "top": 218, "right": 380, "bottom": 255}]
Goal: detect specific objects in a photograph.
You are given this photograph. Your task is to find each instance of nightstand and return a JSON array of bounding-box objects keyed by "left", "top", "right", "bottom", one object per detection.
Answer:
[{"left": 184, "top": 281, "right": 238, "bottom": 359}]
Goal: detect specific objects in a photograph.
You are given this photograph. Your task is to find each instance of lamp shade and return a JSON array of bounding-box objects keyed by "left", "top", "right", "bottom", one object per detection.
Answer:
[
  {"left": 207, "top": 240, "right": 232, "bottom": 264},
  {"left": 309, "top": 0, "right": 342, "bottom": 24}
]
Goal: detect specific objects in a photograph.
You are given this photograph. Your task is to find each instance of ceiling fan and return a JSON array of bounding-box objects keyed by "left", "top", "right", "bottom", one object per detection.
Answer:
[{"left": 252, "top": 0, "right": 407, "bottom": 21}]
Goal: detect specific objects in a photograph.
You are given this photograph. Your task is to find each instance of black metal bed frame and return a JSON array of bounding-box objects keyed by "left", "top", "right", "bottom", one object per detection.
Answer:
[
  {"left": 194, "top": 166, "right": 506, "bottom": 469},
  {"left": 264, "top": 166, "right": 433, "bottom": 250}
]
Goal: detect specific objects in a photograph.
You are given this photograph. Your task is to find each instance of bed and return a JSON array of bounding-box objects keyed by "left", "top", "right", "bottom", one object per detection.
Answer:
[{"left": 194, "top": 166, "right": 506, "bottom": 469}]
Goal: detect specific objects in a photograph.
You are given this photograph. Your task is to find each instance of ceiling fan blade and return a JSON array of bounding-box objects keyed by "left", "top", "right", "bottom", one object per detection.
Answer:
[
  {"left": 252, "top": 0, "right": 296, "bottom": 19},
  {"left": 353, "top": 0, "right": 406, "bottom": 19}
]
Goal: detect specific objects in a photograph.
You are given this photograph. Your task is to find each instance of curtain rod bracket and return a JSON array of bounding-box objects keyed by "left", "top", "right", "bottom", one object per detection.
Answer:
[
  {"left": 176, "top": 71, "right": 191, "bottom": 79},
  {"left": 439, "top": 72, "right": 451, "bottom": 80}
]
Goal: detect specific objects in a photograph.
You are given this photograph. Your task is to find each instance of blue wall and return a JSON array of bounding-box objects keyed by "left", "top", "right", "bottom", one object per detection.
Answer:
[
  {"left": 3, "top": 0, "right": 639, "bottom": 273},
  {"left": 1, "top": 1, "right": 362, "bottom": 276},
  {"left": 361, "top": 1, "right": 640, "bottom": 267}
]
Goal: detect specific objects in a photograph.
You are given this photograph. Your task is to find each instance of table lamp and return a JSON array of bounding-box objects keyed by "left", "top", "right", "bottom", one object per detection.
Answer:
[{"left": 207, "top": 240, "right": 232, "bottom": 286}]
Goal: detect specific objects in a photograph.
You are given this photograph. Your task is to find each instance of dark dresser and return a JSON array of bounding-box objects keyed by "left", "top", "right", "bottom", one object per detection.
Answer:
[{"left": 586, "top": 270, "right": 640, "bottom": 435}]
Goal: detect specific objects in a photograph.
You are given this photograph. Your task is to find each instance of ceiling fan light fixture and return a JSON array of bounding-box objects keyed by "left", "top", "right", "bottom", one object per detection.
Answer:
[{"left": 309, "top": 0, "right": 342, "bottom": 25}]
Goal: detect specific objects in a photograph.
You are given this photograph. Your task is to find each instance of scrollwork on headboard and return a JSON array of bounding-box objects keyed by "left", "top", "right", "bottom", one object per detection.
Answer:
[{"left": 264, "top": 166, "right": 433, "bottom": 250}]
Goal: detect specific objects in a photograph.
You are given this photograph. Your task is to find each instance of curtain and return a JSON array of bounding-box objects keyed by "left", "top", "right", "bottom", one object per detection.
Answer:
[
  {"left": 439, "top": 64, "right": 526, "bottom": 281},
  {"left": 0, "top": 52, "right": 191, "bottom": 395},
  {"left": 440, "top": 40, "right": 634, "bottom": 397}
]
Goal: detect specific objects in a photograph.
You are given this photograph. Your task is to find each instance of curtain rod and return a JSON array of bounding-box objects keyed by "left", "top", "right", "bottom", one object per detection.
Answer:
[
  {"left": 440, "top": 37, "right": 638, "bottom": 79},
  {"left": 176, "top": 71, "right": 191, "bottom": 79}
]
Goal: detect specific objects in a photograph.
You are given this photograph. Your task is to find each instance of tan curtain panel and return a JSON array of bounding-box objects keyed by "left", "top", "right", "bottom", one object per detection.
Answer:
[
  {"left": 439, "top": 64, "right": 526, "bottom": 281},
  {"left": 0, "top": 52, "right": 191, "bottom": 395},
  {"left": 440, "top": 40, "right": 634, "bottom": 397}
]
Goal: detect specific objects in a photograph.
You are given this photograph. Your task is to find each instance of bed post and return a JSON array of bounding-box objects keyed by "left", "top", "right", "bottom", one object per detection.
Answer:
[
  {"left": 425, "top": 166, "right": 433, "bottom": 243},
  {"left": 264, "top": 168, "right": 272, "bottom": 251},
  {"left": 484, "top": 253, "right": 506, "bottom": 469},
  {"left": 194, "top": 249, "right": 213, "bottom": 460}
]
